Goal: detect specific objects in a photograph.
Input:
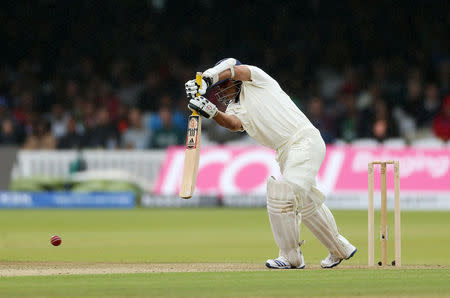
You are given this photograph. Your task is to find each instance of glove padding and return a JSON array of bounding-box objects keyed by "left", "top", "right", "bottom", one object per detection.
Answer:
[
  {"left": 188, "top": 96, "right": 218, "bottom": 119},
  {"left": 185, "top": 79, "right": 211, "bottom": 99}
]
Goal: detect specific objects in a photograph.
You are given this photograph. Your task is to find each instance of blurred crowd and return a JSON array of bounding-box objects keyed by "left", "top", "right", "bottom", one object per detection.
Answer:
[
  {"left": 0, "top": 1, "right": 449, "bottom": 149},
  {"left": 0, "top": 66, "right": 189, "bottom": 149}
]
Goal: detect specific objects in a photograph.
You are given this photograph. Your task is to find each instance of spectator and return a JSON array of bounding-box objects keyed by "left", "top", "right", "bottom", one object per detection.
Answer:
[
  {"left": 417, "top": 83, "right": 441, "bottom": 128},
  {"left": 13, "top": 91, "right": 34, "bottom": 126},
  {"left": 393, "top": 79, "right": 423, "bottom": 140},
  {"left": 98, "top": 81, "right": 120, "bottom": 120},
  {"left": 47, "top": 103, "right": 70, "bottom": 139},
  {"left": 148, "top": 94, "right": 186, "bottom": 131},
  {"left": 138, "top": 71, "right": 163, "bottom": 113},
  {"left": 306, "top": 97, "right": 336, "bottom": 144},
  {"left": 335, "top": 93, "right": 362, "bottom": 142},
  {"left": 121, "top": 107, "right": 151, "bottom": 149},
  {"left": 150, "top": 106, "right": 184, "bottom": 148},
  {"left": 116, "top": 102, "right": 129, "bottom": 134},
  {"left": 72, "top": 95, "right": 86, "bottom": 123},
  {"left": 58, "top": 116, "right": 84, "bottom": 149},
  {"left": 81, "top": 101, "right": 97, "bottom": 131},
  {"left": 84, "top": 107, "right": 118, "bottom": 149},
  {"left": 368, "top": 99, "right": 397, "bottom": 142},
  {"left": 0, "top": 118, "right": 22, "bottom": 145},
  {"left": 357, "top": 82, "right": 380, "bottom": 111},
  {"left": 433, "top": 95, "right": 450, "bottom": 141},
  {"left": 402, "top": 79, "right": 423, "bottom": 120},
  {"left": 23, "top": 120, "right": 56, "bottom": 149}
]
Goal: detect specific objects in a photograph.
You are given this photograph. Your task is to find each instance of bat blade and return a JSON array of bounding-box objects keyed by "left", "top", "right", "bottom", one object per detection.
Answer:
[{"left": 179, "top": 72, "right": 202, "bottom": 199}]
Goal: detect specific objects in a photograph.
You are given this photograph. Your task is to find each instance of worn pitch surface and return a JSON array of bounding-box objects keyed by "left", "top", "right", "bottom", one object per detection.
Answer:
[{"left": 1, "top": 262, "right": 449, "bottom": 277}]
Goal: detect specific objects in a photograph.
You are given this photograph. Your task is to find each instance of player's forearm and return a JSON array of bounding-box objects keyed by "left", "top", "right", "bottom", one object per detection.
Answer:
[
  {"left": 213, "top": 111, "right": 243, "bottom": 132},
  {"left": 218, "top": 65, "right": 251, "bottom": 82},
  {"left": 203, "top": 59, "right": 251, "bottom": 85}
]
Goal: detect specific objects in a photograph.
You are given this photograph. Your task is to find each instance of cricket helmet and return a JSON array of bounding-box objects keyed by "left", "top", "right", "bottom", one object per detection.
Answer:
[{"left": 204, "top": 59, "right": 243, "bottom": 111}]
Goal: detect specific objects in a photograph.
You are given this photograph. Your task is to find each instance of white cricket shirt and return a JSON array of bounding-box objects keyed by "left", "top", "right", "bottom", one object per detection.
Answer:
[{"left": 226, "top": 65, "right": 316, "bottom": 150}]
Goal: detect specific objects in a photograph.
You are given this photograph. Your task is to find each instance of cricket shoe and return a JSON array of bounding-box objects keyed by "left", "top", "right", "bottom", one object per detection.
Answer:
[
  {"left": 321, "top": 237, "right": 357, "bottom": 268},
  {"left": 265, "top": 252, "right": 305, "bottom": 269}
]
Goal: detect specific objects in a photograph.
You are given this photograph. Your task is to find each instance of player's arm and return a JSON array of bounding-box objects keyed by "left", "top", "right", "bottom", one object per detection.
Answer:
[
  {"left": 217, "top": 65, "right": 251, "bottom": 82},
  {"left": 212, "top": 111, "right": 243, "bottom": 132},
  {"left": 201, "top": 59, "right": 251, "bottom": 89}
]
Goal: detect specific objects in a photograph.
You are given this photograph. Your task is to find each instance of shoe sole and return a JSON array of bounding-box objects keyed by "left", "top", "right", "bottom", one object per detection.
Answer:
[
  {"left": 265, "top": 262, "right": 306, "bottom": 269},
  {"left": 321, "top": 248, "right": 357, "bottom": 269}
]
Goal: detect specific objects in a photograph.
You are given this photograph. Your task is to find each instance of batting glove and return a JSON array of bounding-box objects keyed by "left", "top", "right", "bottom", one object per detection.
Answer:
[
  {"left": 185, "top": 79, "right": 210, "bottom": 99},
  {"left": 188, "top": 96, "right": 218, "bottom": 119}
]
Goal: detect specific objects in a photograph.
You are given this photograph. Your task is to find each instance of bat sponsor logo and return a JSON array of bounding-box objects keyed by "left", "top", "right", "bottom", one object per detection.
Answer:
[{"left": 186, "top": 116, "right": 199, "bottom": 149}]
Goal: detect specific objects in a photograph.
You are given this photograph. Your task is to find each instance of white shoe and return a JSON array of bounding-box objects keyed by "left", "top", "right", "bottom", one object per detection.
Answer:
[
  {"left": 266, "top": 252, "right": 306, "bottom": 269},
  {"left": 321, "top": 246, "right": 357, "bottom": 268}
]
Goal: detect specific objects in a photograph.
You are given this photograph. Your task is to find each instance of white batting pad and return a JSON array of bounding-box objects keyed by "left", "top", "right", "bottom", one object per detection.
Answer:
[
  {"left": 266, "top": 176, "right": 302, "bottom": 267},
  {"left": 301, "top": 191, "right": 354, "bottom": 259}
]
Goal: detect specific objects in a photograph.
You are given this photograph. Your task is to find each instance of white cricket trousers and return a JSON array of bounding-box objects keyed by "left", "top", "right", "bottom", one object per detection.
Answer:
[
  {"left": 276, "top": 127, "right": 326, "bottom": 204},
  {"left": 275, "top": 127, "right": 353, "bottom": 258}
]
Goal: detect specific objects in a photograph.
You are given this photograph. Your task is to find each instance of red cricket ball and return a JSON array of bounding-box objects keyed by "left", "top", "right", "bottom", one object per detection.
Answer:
[{"left": 50, "top": 235, "right": 62, "bottom": 246}]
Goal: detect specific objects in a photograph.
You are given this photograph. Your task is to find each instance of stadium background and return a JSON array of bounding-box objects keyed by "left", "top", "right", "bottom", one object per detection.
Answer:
[
  {"left": 0, "top": 0, "right": 448, "bottom": 208},
  {"left": 0, "top": 0, "right": 449, "bottom": 150}
]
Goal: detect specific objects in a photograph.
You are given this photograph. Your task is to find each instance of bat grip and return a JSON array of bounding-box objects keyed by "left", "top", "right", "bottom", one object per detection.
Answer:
[{"left": 195, "top": 72, "right": 202, "bottom": 97}]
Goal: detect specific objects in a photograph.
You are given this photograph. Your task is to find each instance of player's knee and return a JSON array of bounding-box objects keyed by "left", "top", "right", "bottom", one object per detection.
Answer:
[{"left": 282, "top": 174, "right": 314, "bottom": 197}]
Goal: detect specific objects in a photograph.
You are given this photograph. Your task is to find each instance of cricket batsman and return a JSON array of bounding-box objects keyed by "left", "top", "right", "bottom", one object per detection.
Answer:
[{"left": 185, "top": 58, "right": 357, "bottom": 269}]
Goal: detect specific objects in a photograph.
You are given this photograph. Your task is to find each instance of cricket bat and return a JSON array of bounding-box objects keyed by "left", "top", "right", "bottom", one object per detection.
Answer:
[{"left": 179, "top": 72, "right": 203, "bottom": 199}]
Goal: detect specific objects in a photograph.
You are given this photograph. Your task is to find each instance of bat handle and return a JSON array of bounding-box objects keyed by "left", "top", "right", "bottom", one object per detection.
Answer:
[{"left": 195, "top": 72, "right": 202, "bottom": 97}]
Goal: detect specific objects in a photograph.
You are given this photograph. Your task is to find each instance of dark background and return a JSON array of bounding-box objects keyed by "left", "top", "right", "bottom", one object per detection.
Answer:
[{"left": 0, "top": 0, "right": 449, "bottom": 148}]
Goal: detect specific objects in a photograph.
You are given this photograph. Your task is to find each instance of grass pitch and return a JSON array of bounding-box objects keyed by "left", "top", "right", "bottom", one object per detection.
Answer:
[
  {"left": 0, "top": 208, "right": 449, "bottom": 296},
  {"left": 1, "top": 270, "right": 449, "bottom": 297}
]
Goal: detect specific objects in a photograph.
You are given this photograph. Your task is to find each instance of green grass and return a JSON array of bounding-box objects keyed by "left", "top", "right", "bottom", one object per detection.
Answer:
[
  {"left": 0, "top": 209, "right": 449, "bottom": 297},
  {"left": 1, "top": 270, "right": 449, "bottom": 297},
  {"left": 0, "top": 209, "right": 448, "bottom": 264}
]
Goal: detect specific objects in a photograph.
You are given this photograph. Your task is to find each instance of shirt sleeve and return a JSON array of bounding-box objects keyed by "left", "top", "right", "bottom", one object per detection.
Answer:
[
  {"left": 225, "top": 102, "right": 246, "bottom": 132},
  {"left": 246, "top": 65, "right": 274, "bottom": 87}
]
